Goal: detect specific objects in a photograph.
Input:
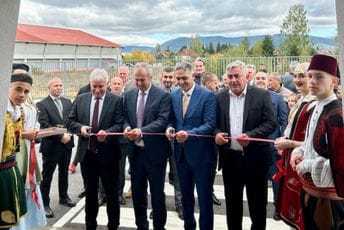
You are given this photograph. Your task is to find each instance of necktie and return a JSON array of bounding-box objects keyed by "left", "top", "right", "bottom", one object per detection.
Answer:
[
  {"left": 89, "top": 98, "right": 100, "bottom": 153},
  {"left": 182, "top": 92, "right": 190, "bottom": 117},
  {"left": 55, "top": 98, "right": 63, "bottom": 118},
  {"left": 136, "top": 91, "right": 146, "bottom": 144},
  {"left": 136, "top": 91, "right": 146, "bottom": 128}
]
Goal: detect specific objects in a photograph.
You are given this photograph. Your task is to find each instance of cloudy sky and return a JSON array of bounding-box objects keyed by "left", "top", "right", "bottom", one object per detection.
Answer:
[{"left": 18, "top": 0, "right": 338, "bottom": 46}]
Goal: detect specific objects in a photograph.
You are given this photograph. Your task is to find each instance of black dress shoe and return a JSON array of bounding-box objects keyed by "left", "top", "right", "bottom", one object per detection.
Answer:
[
  {"left": 59, "top": 197, "right": 76, "bottom": 207},
  {"left": 44, "top": 205, "right": 54, "bottom": 218},
  {"left": 273, "top": 211, "right": 281, "bottom": 221},
  {"left": 98, "top": 197, "right": 107, "bottom": 206},
  {"left": 212, "top": 193, "right": 221, "bottom": 206},
  {"left": 78, "top": 189, "right": 86, "bottom": 198},
  {"left": 176, "top": 207, "right": 184, "bottom": 220},
  {"left": 119, "top": 195, "right": 126, "bottom": 205},
  {"left": 149, "top": 210, "right": 153, "bottom": 219}
]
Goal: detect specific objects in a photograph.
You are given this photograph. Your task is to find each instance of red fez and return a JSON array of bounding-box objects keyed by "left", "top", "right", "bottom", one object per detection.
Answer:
[{"left": 308, "top": 54, "right": 340, "bottom": 78}]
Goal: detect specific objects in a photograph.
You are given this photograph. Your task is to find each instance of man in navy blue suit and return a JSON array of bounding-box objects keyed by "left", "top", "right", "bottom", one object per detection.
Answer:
[
  {"left": 166, "top": 62, "right": 216, "bottom": 230},
  {"left": 123, "top": 62, "right": 170, "bottom": 230},
  {"left": 254, "top": 71, "right": 288, "bottom": 220}
]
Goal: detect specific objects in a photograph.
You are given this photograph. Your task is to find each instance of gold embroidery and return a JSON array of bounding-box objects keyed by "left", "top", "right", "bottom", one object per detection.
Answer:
[{"left": 1, "top": 210, "right": 16, "bottom": 223}]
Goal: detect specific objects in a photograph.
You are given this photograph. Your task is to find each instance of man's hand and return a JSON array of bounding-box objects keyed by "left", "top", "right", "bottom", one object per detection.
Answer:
[
  {"left": 60, "top": 133, "right": 71, "bottom": 144},
  {"left": 81, "top": 125, "right": 92, "bottom": 136},
  {"left": 126, "top": 128, "right": 142, "bottom": 141},
  {"left": 215, "top": 132, "right": 228, "bottom": 145},
  {"left": 175, "top": 130, "right": 188, "bottom": 143},
  {"left": 97, "top": 130, "right": 107, "bottom": 142},
  {"left": 236, "top": 133, "right": 250, "bottom": 147},
  {"left": 165, "top": 127, "right": 175, "bottom": 141}
]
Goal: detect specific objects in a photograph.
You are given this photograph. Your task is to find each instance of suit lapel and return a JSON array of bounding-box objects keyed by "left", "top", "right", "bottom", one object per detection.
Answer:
[
  {"left": 184, "top": 85, "right": 199, "bottom": 119},
  {"left": 98, "top": 93, "right": 109, "bottom": 128},
  {"left": 143, "top": 85, "right": 155, "bottom": 125},
  {"left": 243, "top": 86, "right": 252, "bottom": 130},
  {"left": 47, "top": 96, "right": 63, "bottom": 122},
  {"left": 176, "top": 89, "right": 183, "bottom": 119},
  {"left": 222, "top": 91, "right": 230, "bottom": 133},
  {"left": 85, "top": 93, "right": 92, "bottom": 126},
  {"left": 132, "top": 88, "right": 139, "bottom": 126}
]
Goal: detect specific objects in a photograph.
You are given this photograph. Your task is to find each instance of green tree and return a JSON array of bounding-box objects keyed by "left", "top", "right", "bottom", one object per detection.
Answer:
[
  {"left": 155, "top": 43, "right": 161, "bottom": 53},
  {"left": 189, "top": 34, "right": 203, "bottom": 56},
  {"left": 240, "top": 37, "right": 250, "bottom": 55},
  {"left": 252, "top": 40, "right": 263, "bottom": 56},
  {"left": 208, "top": 42, "right": 215, "bottom": 54},
  {"left": 262, "top": 35, "right": 275, "bottom": 56},
  {"left": 216, "top": 42, "right": 221, "bottom": 53},
  {"left": 279, "top": 4, "right": 314, "bottom": 56}
]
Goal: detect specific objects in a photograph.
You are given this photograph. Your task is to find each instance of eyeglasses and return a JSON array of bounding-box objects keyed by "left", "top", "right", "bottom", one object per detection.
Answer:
[{"left": 176, "top": 76, "right": 189, "bottom": 81}]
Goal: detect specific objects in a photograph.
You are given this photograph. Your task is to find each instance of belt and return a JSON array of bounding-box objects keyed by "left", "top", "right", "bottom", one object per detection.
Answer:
[
  {"left": 0, "top": 160, "right": 17, "bottom": 170},
  {"left": 301, "top": 173, "right": 344, "bottom": 200}
]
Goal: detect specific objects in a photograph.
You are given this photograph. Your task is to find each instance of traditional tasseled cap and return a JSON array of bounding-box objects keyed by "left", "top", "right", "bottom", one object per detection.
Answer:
[{"left": 308, "top": 54, "right": 340, "bottom": 78}]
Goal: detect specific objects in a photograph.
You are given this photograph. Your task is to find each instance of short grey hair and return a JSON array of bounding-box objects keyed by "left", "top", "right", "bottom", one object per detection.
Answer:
[
  {"left": 246, "top": 64, "right": 256, "bottom": 72},
  {"left": 175, "top": 62, "right": 193, "bottom": 73},
  {"left": 226, "top": 60, "right": 247, "bottom": 75},
  {"left": 90, "top": 68, "right": 109, "bottom": 83},
  {"left": 134, "top": 62, "right": 153, "bottom": 78},
  {"left": 268, "top": 72, "right": 281, "bottom": 83}
]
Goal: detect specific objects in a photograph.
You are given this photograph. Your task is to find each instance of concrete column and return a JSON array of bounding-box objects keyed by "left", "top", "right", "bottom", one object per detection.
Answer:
[
  {"left": 0, "top": 0, "right": 21, "bottom": 159},
  {"left": 336, "top": 0, "right": 344, "bottom": 112}
]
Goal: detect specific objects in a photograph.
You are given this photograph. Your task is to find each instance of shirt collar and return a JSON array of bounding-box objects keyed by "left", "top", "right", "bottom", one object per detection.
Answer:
[
  {"left": 92, "top": 93, "right": 106, "bottom": 101},
  {"left": 138, "top": 83, "right": 152, "bottom": 96},
  {"left": 183, "top": 83, "right": 195, "bottom": 96},
  {"left": 50, "top": 95, "right": 61, "bottom": 100},
  {"left": 228, "top": 84, "right": 248, "bottom": 98}
]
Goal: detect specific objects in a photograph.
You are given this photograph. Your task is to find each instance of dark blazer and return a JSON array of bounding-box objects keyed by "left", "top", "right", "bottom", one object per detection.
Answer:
[
  {"left": 123, "top": 84, "right": 170, "bottom": 164},
  {"left": 269, "top": 90, "right": 288, "bottom": 139},
  {"left": 65, "top": 92, "right": 123, "bottom": 162},
  {"left": 170, "top": 84, "right": 216, "bottom": 164},
  {"left": 215, "top": 86, "right": 276, "bottom": 168},
  {"left": 37, "top": 96, "right": 74, "bottom": 153}
]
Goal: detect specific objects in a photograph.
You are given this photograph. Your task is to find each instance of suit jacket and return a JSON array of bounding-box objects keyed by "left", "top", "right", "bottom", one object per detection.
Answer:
[
  {"left": 215, "top": 86, "right": 276, "bottom": 168},
  {"left": 65, "top": 92, "right": 123, "bottom": 162},
  {"left": 123, "top": 84, "right": 170, "bottom": 164},
  {"left": 37, "top": 96, "right": 74, "bottom": 154},
  {"left": 269, "top": 90, "right": 288, "bottom": 139},
  {"left": 170, "top": 84, "right": 216, "bottom": 165}
]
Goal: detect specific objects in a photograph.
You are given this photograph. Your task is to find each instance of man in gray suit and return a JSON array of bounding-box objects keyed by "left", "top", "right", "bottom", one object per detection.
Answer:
[{"left": 65, "top": 69, "right": 123, "bottom": 230}]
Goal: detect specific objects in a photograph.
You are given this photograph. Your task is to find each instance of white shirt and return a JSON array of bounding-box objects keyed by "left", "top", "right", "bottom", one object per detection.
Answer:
[
  {"left": 228, "top": 86, "right": 247, "bottom": 151},
  {"left": 297, "top": 94, "right": 337, "bottom": 187},
  {"left": 90, "top": 94, "right": 105, "bottom": 126}
]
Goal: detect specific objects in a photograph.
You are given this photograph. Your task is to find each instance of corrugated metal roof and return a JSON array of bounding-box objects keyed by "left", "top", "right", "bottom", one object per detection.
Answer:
[{"left": 16, "top": 24, "right": 121, "bottom": 47}]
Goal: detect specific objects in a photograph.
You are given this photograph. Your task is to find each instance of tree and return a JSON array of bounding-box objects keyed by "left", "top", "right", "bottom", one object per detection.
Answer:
[
  {"left": 240, "top": 37, "right": 250, "bottom": 55},
  {"left": 189, "top": 34, "right": 203, "bottom": 56},
  {"left": 216, "top": 42, "right": 221, "bottom": 53},
  {"left": 279, "top": 4, "right": 314, "bottom": 56},
  {"left": 252, "top": 40, "right": 263, "bottom": 57},
  {"left": 208, "top": 42, "right": 215, "bottom": 54},
  {"left": 262, "top": 35, "right": 275, "bottom": 56},
  {"left": 155, "top": 43, "right": 161, "bottom": 53},
  {"left": 122, "top": 50, "right": 155, "bottom": 63}
]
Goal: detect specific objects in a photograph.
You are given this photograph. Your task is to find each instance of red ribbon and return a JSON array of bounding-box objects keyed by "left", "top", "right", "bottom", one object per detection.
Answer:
[
  {"left": 80, "top": 132, "right": 275, "bottom": 143},
  {"left": 29, "top": 140, "right": 40, "bottom": 209}
]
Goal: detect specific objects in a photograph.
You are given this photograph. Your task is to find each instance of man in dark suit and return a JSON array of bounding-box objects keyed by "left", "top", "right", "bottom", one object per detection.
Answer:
[
  {"left": 123, "top": 62, "right": 170, "bottom": 230},
  {"left": 215, "top": 60, "right": 276, "bottom": 230},
  {"left": 65, "top": 68, "right": 123, "bottom": 230},
  {"left": 37, "top": 77, "right": 75, "bottom": 218},
  {"left": 166, "top": 62, "right": 216, "bottom": 230}
]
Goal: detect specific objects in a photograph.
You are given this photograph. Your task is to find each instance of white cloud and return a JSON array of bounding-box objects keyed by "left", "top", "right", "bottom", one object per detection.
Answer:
[{"left": 18, "top": 0, "right": 337, "bottom": 46}]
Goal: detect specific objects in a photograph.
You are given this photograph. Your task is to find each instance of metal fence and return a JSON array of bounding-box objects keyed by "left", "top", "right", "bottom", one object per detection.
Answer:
[{"left": 24, "top": 56, "right": 314, "bottom": 100}]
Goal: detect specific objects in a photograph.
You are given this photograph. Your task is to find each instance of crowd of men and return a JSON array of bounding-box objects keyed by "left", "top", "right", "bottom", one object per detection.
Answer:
[{"left": 0, "top": 53, "right": 343, "bottom": 230}]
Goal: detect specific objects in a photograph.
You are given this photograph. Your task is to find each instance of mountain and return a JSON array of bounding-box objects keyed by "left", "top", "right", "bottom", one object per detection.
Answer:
[
  {"left": 122, "top": 45, "right": 155, "bottom": 53},
  {"left": 122, "top": 34, "right": 336, "bottom": 53},
  {"left": 160, "top": 34, "right": 336, "bottom": 52}
]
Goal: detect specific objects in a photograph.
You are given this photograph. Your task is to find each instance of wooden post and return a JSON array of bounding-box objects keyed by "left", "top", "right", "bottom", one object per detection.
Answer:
[
  {"left": 336, "top": 0, "right": 344, "bottom": 113},
  {"left": 0, "top": 0, "right": 21, "bottom": 160}
]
